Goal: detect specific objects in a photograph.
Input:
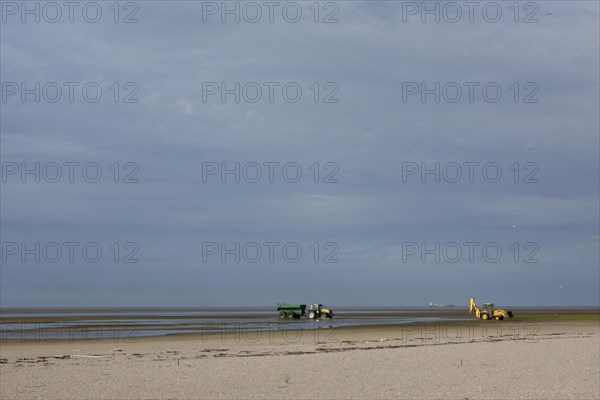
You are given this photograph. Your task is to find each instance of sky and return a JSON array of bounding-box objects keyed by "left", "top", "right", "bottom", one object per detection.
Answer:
[{"left": 1, "top": 1, "right": 598, "bottom": 307}]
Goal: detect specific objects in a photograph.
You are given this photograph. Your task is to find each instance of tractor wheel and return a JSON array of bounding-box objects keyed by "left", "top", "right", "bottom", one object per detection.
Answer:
[
  {"left": 481, "top": 313, "right": 489, "bottom": 320},
  {"left": 279, "top": 311, "right": 286, "bottom": 318},
  {"left": 308, "top": 311, "right": 316, "bottom": 319}
]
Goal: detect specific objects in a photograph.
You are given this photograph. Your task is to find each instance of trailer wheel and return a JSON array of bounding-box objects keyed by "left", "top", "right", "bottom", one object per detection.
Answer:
[
  {"left": 494, "top": 316, "right": 500, "bottom": 321},
  {"left": 279, "top": 311, "right": 286, "bottom": 318},
  {"left": 288, "top": 313, "right": 295, "bottom": 319}
]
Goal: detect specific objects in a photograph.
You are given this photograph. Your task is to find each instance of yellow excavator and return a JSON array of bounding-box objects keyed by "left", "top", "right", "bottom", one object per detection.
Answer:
[{"left": 469, "top": 297, "right": 513, "bottom": 320}]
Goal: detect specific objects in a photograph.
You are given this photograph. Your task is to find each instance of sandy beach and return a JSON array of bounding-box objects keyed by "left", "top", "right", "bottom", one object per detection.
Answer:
[{"left": 1, "top": 317, "right": 598, "bottom": 400}]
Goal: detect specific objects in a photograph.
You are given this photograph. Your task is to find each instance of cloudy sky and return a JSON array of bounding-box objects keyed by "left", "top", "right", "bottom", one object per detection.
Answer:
[{"left": 1, "top": 1, "right": 598, "bottom": 307}]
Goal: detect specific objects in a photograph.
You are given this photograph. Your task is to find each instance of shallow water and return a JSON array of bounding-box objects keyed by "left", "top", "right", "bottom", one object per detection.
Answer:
[{"left": 0, "top": 307, "right": 468, "bottom": 339}]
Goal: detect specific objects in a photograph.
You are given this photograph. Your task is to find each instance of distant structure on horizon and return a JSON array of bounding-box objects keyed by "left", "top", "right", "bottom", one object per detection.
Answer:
[{"left": 429, "top": 301, "right": 455, "bottom": 307}]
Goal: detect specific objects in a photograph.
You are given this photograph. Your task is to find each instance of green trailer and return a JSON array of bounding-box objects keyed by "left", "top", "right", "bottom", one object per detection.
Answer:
[{"left": 276, "top": 303, "right": 306, "bottom": 319}]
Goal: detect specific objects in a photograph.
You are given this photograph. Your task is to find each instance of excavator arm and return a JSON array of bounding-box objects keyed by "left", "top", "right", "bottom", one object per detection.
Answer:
[{"left": 469, "top": 297, "right": 477, "bottom": 315}]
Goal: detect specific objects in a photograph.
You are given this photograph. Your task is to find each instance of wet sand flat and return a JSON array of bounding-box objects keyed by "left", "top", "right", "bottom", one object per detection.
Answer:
[{"left": 1, "top": 318, "right": 598, "bottom": 399}]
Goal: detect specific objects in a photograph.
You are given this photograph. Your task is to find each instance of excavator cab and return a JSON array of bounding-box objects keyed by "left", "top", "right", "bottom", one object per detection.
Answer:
[{"left": 482, "top": 303, "right": 494, "bottom": 314}]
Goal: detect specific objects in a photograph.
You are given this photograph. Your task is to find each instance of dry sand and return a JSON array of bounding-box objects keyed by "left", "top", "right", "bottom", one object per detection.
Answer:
[{"left": 1, "top": 320, "right": 598, "bottom": 399}]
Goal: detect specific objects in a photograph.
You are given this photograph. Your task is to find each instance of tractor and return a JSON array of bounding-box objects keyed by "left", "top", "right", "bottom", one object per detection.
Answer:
[
  {"left": 469, "top": 297, "right": 513, "bottom": 320},
  {"left": 307, "top": 304, "right": 334, "bottom": 319}
]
